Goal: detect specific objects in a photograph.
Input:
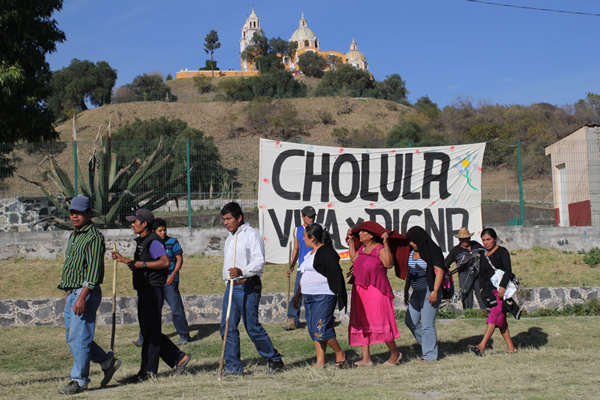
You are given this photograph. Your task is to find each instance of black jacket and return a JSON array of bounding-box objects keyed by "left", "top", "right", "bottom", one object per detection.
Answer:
[
  {"left": 132, "top": 232, "right": 168, "bottom": 291},
  {"left": 313, "top": 246, "right": 348, "bottom": 312}
]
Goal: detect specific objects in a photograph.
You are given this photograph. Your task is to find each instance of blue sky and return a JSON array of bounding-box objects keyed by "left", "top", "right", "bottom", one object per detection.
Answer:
[{"left": 47, "top": 0, "right": 600, "bottom": 107}]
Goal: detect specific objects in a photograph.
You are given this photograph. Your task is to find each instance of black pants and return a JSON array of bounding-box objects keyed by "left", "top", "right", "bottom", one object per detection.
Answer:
[{"left": 137, "top": 286, "right": 185, "bottom": 374}]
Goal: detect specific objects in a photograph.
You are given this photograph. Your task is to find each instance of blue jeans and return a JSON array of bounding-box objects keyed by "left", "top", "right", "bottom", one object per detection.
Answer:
[
  {"left": 286, "top": 270, "right": 302, "bottom": 326},
  {"left": 405, "top": 288, "right": 441, "bottom": 361},
  {"left": 220, "top": 280, "right": 282, "bottom": 373},
  {"left": 64, "top": 286, "right": 112, "bottom": 387},
  {"left": 163, "top": 283, "right": 190, "bottom": 340}
]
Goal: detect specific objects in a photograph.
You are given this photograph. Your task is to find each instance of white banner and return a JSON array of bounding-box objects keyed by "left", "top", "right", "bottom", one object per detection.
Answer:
[{"left": 258, "top": 139, "right": 486, "bottom": 264}]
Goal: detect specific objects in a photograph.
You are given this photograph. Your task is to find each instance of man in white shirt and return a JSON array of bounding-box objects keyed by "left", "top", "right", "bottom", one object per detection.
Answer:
[{"left": 219, "top": 202, "right": 284, "bottom": 376}]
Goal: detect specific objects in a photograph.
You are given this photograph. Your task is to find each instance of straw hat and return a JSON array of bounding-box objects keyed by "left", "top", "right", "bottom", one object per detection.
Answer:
[{"left": 454, "top": 227, "right": 474, "bottom": 239}]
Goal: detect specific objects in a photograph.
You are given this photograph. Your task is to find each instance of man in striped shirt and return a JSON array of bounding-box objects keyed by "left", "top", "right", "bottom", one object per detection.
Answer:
[{"left": 57, "top": 197, "right": 120, "bottom": 395}]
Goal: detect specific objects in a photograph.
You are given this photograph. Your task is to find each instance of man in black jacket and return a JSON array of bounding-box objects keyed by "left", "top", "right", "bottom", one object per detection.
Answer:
[
  {"left": 112, "top": 209, "right": 190, "bottom": 381},
  {"left": 444, "top": 227, "right": 486, "bottom": 309}
]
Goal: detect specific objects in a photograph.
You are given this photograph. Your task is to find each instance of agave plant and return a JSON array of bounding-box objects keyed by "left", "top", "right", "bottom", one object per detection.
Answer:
[{"left": 21, "top": 117, "right": 189, "bottom": 228}]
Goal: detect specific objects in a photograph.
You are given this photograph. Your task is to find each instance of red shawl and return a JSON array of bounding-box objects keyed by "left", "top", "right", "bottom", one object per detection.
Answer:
[{"left": 347, "top": 221, "right": 410, "bottom": 280}]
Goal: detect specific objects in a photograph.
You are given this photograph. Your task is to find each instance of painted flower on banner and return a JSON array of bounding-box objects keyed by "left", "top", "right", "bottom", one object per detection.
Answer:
[{"left": 454, "top": 152, "right": 480, "bottom": 191}]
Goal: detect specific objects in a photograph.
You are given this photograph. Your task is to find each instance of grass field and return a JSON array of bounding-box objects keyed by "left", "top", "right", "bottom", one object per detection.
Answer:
[
  {"left": 1, "top": 316, "right": 599, "bottom": 399},
  {"left": 2, "top": 248, "right": 599, "bottom": 299}
]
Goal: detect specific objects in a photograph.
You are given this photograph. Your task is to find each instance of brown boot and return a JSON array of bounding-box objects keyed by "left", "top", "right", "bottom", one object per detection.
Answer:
[{"left": 282, "top": 318, "right": 297, "bottom": 331}]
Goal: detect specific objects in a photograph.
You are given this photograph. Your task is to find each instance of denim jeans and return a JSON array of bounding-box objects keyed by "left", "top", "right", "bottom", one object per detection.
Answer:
[
  {"left": 220, "top": 281, "right": 282, "bottom": 373},
  {"left": 64, "top": 286, "right": 112, "bottom": 387},
  {"left": 286, "top": 270, "right": 302, "bottom": 326},
  {"left": 405, "top": 288, "right": 441, "bottom": 361},
  {"left": 163, "top": 283, "right": 190, "bottom": 340}
]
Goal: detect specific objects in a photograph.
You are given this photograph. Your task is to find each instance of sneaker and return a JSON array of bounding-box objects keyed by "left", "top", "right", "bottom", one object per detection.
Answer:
[
  {"left": 213, "top": 369, "right": 243, "bottom": 377},
  {"left": 267, "top": 360, "right": 285, "bottom": 374},
  {"left": 283, "top": 318, "right": 297, "bottom": 331},
  {"left": 174, "top": 353, "right": 191, "bottom": 377},
  {"left": 178, "top": 337, "right": 190, "bottom": 346},
  {"left": 57, "top": 380, "right": 86, "bottom": 395},
  {"left": 132, "top": 338, "right": 144, "bottom": 347},
  {"left": 100, "top": 357, "right": 122, "bottom": 388}
]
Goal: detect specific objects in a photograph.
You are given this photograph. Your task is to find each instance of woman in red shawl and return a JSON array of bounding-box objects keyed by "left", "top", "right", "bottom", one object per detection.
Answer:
[{"left": 346, "top": 221, "right": 402, "bottom": 366}]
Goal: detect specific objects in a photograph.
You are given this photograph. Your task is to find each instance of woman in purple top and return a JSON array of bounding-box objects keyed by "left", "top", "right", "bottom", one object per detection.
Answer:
[{"left": 346, "top": 221, "right": 401, "bottom": 366}]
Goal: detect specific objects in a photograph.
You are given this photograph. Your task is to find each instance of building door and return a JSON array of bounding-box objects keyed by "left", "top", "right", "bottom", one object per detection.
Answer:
[{"left": 557, "top": 164, "right": 569, "bottom": 227}]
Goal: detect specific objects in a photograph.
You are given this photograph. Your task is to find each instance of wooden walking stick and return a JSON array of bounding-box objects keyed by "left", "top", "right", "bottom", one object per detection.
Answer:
[
  {"left": 286, "top": 240, "right": 292, "bottom": 317},
  {"left": 218, "top": 232, "right": 238, "bottom": 380},
  {"left": 110, "top": 243, "right": 118, "bottom": 352}
]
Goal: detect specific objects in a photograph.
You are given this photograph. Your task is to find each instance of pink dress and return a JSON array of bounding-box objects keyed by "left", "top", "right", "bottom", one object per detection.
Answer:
[{"left": 349, "top": 244, "right": 401, "bottom": 346}]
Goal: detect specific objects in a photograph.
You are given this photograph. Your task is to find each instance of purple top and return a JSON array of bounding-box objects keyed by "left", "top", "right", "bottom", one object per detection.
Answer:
[
  {"left": 149, "top": 240, "right": 167, "bottom": 259},
  {"left": 352, "top": 244, "right": 394, "bottom": 298}
]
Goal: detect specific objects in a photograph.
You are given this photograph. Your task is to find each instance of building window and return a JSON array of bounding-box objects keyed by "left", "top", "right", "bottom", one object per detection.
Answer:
[{"left": 305, "top": 40, "right": 309, "bottom": 47}]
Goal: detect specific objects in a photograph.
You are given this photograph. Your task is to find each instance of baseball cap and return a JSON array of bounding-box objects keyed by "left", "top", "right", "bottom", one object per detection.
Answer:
[
  {"left": 69, "top": 196, "right": 91, "bottom": 212},
  {"left": 301, "top": 206, "right": 316, "bottom": 217},
  {"left": 125, "top": 208, "right": 155, "bottom": 225}
]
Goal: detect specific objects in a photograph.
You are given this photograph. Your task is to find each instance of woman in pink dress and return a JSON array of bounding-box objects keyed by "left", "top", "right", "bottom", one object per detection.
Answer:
[{"left": 346, "top": 221, "right": 402, "bottom": 366}]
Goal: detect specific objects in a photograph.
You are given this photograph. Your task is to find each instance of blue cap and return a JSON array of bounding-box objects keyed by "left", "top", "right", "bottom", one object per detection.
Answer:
[{"left": 69, "top": 196, "right": 91, "bottom": 212}]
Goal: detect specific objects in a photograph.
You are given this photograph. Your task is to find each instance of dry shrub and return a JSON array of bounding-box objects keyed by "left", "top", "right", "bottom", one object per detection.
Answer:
[{"left": 317, "top": 109, "right": 335, "bottom": 125}]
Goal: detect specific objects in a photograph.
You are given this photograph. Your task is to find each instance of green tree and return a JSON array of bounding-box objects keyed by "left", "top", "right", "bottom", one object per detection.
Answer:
[
  {"left": 123, "top": 73, "right": 171, "bottom": 102},
  {"left": 297, "top": 52, "right": 327, "bottom": 78},
  {"left": 386, "top": 120, "right": 448, "bottom": 147},
  {"left": 203, "top": 30, "right": 221, "bottom": 78},
  {"left": 326, "top": 54, "right": 342, "bottom": 71},
  {"left": 241, "top": 33, "right": 296, "bottom": 72},
  {"left": 378, "top": 73, "right": 408, "bottom": 102},
  {"left": 0, "top": 0, "right": 65, "bottom": 179},
  {"left": 317, "top": 64, "right": 377, "bottom": 96},
  {"left": 113, "top": 117, "right": 234, "bottom": 196},
  {"left": 415, "top": 95, "right": 441, "bottom": 120},
  {"left": 48, "top": 59, "right": 117, "bottom": 121},
  {"left": 574, "top": 92, "right": 600, "bottom": 124}
]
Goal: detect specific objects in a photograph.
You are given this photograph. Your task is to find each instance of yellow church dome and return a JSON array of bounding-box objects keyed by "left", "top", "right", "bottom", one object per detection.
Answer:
[
  {"left": 291, "top": 13, "right": 317, "bottom": 43},
  {"left": 345, "top": 38, "right": 366, "bottom": 61}
]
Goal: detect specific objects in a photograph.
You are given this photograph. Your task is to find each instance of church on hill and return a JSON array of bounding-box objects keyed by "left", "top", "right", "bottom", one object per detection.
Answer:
[{"left": 240, "top": 9, "right": 369, "bottom": 73}]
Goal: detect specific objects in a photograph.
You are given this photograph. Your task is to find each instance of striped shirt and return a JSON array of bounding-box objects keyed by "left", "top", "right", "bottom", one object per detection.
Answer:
[
  {"left": 222, "top": 223, "right": 265, "bottom": 281},
  {"left": 408, "top": 250, "right": 428, "bottom": 290},
  {"left": 164, "top": 236, "right": 183, "bottom": 284},
  {"left": 58, "top": 222, "right": 105, "bottom": 290}
]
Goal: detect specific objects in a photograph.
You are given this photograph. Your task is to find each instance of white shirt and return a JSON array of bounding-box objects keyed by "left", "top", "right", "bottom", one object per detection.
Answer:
[
  {"left": 222, "top": 223, "right": 265, "bottom": 282},
  {"left": 299, "top": 250, "right": 334, "bottom": 295}
]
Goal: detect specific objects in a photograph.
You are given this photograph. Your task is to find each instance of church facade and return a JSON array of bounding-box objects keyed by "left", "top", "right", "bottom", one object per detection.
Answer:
[{"left": 240, "top": 10, "right": 368, "bottom": 73}]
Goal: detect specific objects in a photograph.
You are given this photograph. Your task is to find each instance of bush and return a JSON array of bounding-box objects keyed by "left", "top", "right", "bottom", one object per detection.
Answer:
[
  {"left": 244, "top": 98, "right": 304, "bottom": 139},
  {"left": 317, "top": 109, "right": 335, "bottom": 125},
  {"left": 193, "top": 76, "right": 214, "bottom": 94},
  {"left": 218, "top": 78, "right": 253, "bottom": 101},
  {"left": 112, "top": 117, "right": 235, "bottom": 196},
  {"left": 583, "top": 247, "right": 600, "bottom": 267}
]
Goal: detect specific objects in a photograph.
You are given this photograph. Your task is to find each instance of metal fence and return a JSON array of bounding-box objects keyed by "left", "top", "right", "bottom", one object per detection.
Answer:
[{"left": 0, "top": 137, "right": 554, "bottom": 229}]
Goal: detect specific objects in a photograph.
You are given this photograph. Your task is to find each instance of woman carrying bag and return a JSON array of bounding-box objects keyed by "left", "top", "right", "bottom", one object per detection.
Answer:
[{"left": 468, "top": 228, "right": 518, "bottom": 356}]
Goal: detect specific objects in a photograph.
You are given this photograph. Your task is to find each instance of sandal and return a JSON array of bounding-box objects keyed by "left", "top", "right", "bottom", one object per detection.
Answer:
[
  {"left": 335, "top": 360, "right": 348, "bottom": 369},
  {"left": 468, "top": 344, "right": 483, "bottom": 357}
]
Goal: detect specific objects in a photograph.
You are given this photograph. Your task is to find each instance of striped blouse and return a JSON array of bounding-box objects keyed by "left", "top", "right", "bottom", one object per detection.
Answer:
[
  {"left": 408, "top": 250, "right": 428, "bottom": 290},
  {"left": 58, "top": 222, "right": 105, "bottom": 290}
]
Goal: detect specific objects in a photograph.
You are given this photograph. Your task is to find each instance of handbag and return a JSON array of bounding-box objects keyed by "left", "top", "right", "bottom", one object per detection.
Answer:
[{"left": 485, "top": 254, "right": 520, "bottom": 299}]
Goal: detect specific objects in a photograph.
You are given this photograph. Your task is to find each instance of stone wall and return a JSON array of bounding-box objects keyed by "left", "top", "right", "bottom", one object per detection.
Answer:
[
  {"left": 1, "top": 287, "right": 598, "bottom": 327},
  {"left": 0, "top": 197, "right": 63, "bottom": 233}
]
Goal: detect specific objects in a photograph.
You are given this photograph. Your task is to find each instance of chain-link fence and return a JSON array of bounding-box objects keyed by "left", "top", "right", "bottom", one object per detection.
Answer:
[{"left": 0, "top": 137, "right": 555, "bottom": 229}]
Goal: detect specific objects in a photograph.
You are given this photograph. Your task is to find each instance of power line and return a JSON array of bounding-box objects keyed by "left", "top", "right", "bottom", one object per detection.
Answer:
[{"left": 466, "top": 0, "right": 600, "bottom": 17}]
